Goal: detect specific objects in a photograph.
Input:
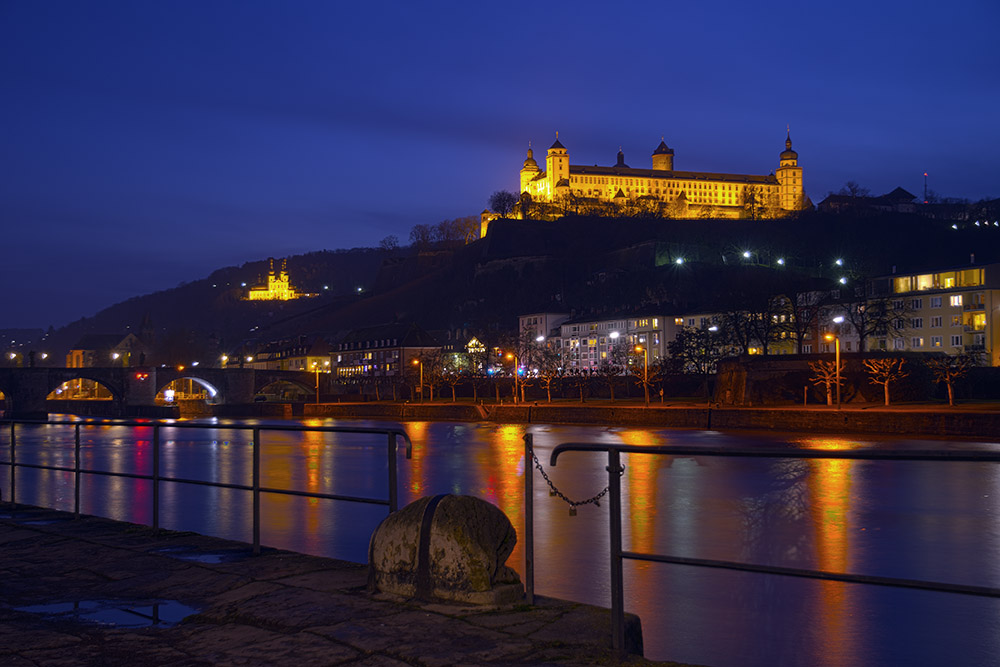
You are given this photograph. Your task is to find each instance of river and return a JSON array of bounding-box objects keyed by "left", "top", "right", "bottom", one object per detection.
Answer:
[{"left": 6, "top": 417, "right": 1000, "bottom": 666}]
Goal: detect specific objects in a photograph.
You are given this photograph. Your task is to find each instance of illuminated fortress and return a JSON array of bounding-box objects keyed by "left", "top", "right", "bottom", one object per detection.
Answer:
[{"left": 496, "top": 131, "right": 804, "bottom": 227}]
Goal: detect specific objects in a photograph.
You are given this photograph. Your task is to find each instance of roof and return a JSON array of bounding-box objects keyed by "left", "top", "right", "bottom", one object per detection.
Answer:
[
  {"left": 528, "top": 166, "right": 778, "bottom": 185},
  {"left": 549, "top": 138, "right": 565, "bottom": 150},
  {"left": 652, "top": 140, "right": 673, "bottom": 155},
  {"left": 570, "top": 164, "right": 779, "bottom": 185},
  {"left": 69, "top": 334, "right": 133, "bottom": 351},
  {"left": 338, "top": 323, "right": 440, "bottom": 348}
]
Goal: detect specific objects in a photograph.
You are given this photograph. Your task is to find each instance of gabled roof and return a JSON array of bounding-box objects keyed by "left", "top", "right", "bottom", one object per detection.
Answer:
[
  {"left": 338, "top": 323, "right": 440, "bottom": 348},
  {"left": 69, "top": 333, "right": 133, "bottom": 351}
]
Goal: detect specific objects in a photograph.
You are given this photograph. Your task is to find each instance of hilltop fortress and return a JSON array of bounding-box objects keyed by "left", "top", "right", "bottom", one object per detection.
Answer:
[{"left": 483, "top": 132, "right": 805, "bottom": 234}]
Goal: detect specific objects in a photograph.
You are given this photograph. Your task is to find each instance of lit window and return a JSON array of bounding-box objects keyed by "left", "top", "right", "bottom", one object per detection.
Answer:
[{"left": 950, "top": 295, "right": 963, "bottom": 307}]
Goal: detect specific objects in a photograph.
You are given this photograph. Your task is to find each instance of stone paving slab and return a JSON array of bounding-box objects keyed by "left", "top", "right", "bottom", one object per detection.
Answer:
[{"left": 0, "top": 504, "right": 698, "bottom": 666}]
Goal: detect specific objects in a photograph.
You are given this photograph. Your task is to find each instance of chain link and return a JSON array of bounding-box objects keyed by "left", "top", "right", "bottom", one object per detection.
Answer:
[{"left": 530, "top": 448, "right": 623, "bottom": 509}]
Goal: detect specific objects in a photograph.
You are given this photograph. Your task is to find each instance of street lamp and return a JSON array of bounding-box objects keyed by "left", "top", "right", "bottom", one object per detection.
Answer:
[
  {"left": 505, "top": 352, "right": 519, "bottom": 403},
  {"left": 634, "top": 345, "right": 649, "bottom": 407},
  {"left": 412, "top": 358, "right": 423, "bottom": 403},
  {"left": 311, "top": 361, "right": 321, "bottom": 404},
  {"left": 823, "top": 316, "right": 845, "bottom": 410}
]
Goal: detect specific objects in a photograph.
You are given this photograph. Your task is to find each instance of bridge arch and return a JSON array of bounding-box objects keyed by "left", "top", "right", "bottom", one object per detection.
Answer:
[
  {"left": 254, "top": 377, "right": 314, "bottom": 400},
  {"left": 155, "top": 376, "right": 222, "bottom": 404},
  {"left": 45, "top": 373, "right": 124, "bottom": 401}
]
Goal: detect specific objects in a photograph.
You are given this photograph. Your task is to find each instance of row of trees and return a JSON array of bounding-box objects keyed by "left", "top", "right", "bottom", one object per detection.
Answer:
[
  {"left": 808, "top": 353, "right": 980, "bottom": 406},
  {"left": 488, "top": 186, "right": 788, "bottom": 221}
]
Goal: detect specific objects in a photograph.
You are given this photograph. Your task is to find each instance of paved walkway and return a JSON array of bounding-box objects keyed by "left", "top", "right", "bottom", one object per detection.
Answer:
[{"left": 0, "top": 505, "right": 685, "bottom": 666}]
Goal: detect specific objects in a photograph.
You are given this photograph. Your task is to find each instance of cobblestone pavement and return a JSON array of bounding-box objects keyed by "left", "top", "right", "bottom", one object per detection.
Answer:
[{"left": 0, "top": 505, "right": 689, "bottom": 666}]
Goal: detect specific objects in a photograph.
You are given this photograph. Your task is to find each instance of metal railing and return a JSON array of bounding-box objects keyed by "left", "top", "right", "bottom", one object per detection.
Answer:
[
  {"left": 524, "top": 439, "right": 1000, "bottom": 658},
  {"left": 1, "top": 419, "right": 412, "bottom": 554}
]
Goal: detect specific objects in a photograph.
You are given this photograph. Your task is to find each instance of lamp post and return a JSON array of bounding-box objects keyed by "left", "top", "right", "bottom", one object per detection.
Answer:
[
  {"left": 506, "top": 352, "right": 519, "bottom": 403},
  {"left": 824, "top": 316, "right": 845, "bottom": 410},
  {"left": 312, "top": 362, "right": 320, "bottom": 404},
  {"left": 634, "top": 345, "right": 649, "bottom": 407},
  {"left": 412, "top": 358, "right": 423, "bottom": 403}
]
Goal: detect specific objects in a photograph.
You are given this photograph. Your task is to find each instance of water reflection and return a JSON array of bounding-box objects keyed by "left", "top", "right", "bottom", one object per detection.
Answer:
[{"left": 4, "top": 420, "right": 1000, "bottom": 667}]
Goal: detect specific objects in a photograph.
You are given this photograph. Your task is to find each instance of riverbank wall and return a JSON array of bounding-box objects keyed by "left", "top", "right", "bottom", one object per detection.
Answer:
[{"left": 302, "top": 401, "right": 1000, "bottom": 438}]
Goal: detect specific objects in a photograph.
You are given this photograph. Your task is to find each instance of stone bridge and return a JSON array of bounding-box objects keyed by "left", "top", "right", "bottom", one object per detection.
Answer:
[{"left": 0, "top": 367, "right": 322, "bottom": 419}]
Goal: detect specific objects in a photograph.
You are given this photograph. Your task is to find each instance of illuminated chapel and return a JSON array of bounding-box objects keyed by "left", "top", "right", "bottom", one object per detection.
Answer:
[{"left": 502, "top": 132, "right": 804, "bottom": 225}]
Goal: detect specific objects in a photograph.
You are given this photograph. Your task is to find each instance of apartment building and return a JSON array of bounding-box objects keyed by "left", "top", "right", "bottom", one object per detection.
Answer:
[{"left": 870, "top": 263, "right": 998, "bottom": 365}]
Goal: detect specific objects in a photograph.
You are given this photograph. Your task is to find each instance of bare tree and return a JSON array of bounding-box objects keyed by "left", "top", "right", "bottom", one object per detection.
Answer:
[
  {"left": 863, "top": 358, "right": 908, "bottom": 406},
  {"left": 378, "top": 235, "right": 399, "bottom": 251},
  {"left": 808, "top": 360, "right": 844, "bottom": 406},
  {"left": 408, "top": 224, "right": 435, "bottom": 249},
  {"left": 837, "top": 181, "right": 871, "bottom": 198},
  {"left": 488, "top": 191, "right": 519, "bottom": 218},
  {"left": 666, "top": 326, "right": 729, "bottom": 374},
  {"left": 926, "top": 354, "right": 977, "bottom": 406},
  {"left": 594, "top": 343, "right": 627, "bottom": 402}
]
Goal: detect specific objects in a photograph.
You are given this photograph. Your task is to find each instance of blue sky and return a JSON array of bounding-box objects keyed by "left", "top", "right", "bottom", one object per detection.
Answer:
[{"left": 2, "top": 1, "right": 998, "bottom": 328}]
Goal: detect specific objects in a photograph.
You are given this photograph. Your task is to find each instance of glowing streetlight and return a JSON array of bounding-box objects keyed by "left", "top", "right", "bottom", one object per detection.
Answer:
[
  {"left": 535, "top": 335, "right": 545, "bottom": 342},
  {"left": 742, "top": 250, "right": 752, "bottom": 259},
  {"left": 505, "top": 352, "right": 520, "bottom": 403},
  {"left": 675, "top": 257, "right": 684, "bottom": 265},
  {"left": 311, "top": 361, "right": 321, "bottom": 403},
  {"left": 412, "top": 358, "right": 423, "bottom": 402},
  {"left": 777, "top": 258, "right": 785, "bottom": 266},
  {"left": 634, "top": 345, "right": 649, "bottom": 407},
  {"left": 835, "top": 258, "right": 844, "bottom": 266},
  {"left": 823, "top": 316, "right": 845, "bottom": 409}
]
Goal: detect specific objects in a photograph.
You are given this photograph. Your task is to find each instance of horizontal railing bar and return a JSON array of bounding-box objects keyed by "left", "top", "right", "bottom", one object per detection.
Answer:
[
  {"left": 551, "top": 442, "right": 1000, "bottom": 464},
  {"left": 623, "top": 551, "right": 1000, "bottom": 599},
  {"left": 258, "top": 486, "right": 390, "bottom": 506},
  {"left": 0, "top": 463, "right": 390, "bottom": 506},
  {"left": 0, "top": 418, "right": 413, "bottom": 459}
]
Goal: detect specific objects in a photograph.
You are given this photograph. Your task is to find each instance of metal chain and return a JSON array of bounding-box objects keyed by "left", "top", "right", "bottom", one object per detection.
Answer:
[{"left": 530, "top": 447, "right": 623, "bottom": 510}]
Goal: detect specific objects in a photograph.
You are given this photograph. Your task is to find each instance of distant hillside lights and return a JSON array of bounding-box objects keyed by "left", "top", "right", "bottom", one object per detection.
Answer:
[{"left": 245, "top": 258, "right": 310, "bottom": 301}]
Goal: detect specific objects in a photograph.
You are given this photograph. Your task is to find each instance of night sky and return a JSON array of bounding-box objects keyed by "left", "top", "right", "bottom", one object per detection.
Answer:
[{"left": 3, "top": 1, "right": 998, "bottom": 329}]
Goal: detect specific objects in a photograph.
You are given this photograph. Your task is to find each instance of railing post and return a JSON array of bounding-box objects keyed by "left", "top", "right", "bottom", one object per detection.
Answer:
[
  {"left": 388, "top": 432, "right": 398, "bottom": 513},
  {"left": 252, "top": 427, "right": 261, "bottom": 555},
  {"left": 607, "top": 447, "right": 625, "bottom": 657},
  {"left": 9, "top": 421, "right": 15, "bottom": 505},
  {"left": 152, "top": 425, "right": 160, "bottom": 532},
  {"left": 523, "top": 432, "right": 534, "bottom": 605},
  {"left": 74, "top": 424, "right": 81, "bottom": 519}
]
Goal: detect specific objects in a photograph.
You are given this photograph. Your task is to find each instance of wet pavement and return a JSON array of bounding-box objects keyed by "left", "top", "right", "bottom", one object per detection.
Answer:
[{"left": 0, "top": 505, "right": 683, "bottom": 666}]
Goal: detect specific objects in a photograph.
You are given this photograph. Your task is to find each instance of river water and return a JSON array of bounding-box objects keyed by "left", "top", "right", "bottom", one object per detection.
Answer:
[{"left": 6, "top": 417, "right": 1000, "bottom": 666}]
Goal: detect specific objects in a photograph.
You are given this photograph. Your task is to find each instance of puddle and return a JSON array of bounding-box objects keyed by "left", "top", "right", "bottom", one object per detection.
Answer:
[
  {"left": 151, "top": 546, "right": 250, "bottom": 564},
  {"left": 14, "top": 599, "right": 198, "bottom": 627}
]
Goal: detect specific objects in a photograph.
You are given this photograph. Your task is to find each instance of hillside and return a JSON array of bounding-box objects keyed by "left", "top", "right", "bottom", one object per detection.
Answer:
[{"left": 31, "top": 211, "right": 999, "bottom": 361}]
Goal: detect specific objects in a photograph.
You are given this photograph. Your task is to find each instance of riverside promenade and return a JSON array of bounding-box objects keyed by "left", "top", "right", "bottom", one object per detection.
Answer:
[{"left": 0, "top": 505, "right": 674, "bottom": 667}]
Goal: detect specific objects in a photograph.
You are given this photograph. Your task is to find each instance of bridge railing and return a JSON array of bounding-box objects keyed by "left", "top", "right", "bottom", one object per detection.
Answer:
[
  {"left": 523, "top": 436, "right": 1000, "bottom": 658},
  {"left": 0, "top": 418, "right": 412, "bottom": 555}
]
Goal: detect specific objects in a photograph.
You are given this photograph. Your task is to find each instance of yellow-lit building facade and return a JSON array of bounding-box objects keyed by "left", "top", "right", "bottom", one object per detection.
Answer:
[
  {"left": 874, "top": 264, "right": 999, "bottom": 366},
  {"left": 246, "top": 258, "right": 301, "bottom": 301},
  {"left": 500, "top": 132, "right": 803, "bottom": 225}
]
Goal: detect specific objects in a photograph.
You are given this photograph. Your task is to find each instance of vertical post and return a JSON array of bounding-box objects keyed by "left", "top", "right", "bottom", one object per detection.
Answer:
[
  {"left": 74, "top": 424, "right": 81, "bottom": 519},
  {"left": 387, "top": 432, "right": 398, "bottom": 512},
  {"left": 252, "top": 427, "right": 261, "bottom": 555},
  {"left": 835, "top": 337, "right": 841, "bottom": 410},
  {"left": 152, "top": 425, "right": 160, "bottom": 531},
  {"left": 523, "top": 433, "right": 534, "bottom": 604},
  {"left": 9, "top": 421, "right": 15, "bottom": 505},
  {"left": 607, "top": 447, "right": 625, "bottom": 657}
]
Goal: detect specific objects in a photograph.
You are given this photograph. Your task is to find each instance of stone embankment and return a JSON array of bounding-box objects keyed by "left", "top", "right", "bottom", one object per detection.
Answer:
[
  {"left": 302, "top": 402, "right": 1000, "bottom": 438},
  {"left": 0, "top": 506, "right": 665, "bottom": 666}
]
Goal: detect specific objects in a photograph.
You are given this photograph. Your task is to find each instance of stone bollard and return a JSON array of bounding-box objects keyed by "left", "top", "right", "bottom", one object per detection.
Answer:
[{"left": 368, "top": 494, "right": 524, "bottom": 605}]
